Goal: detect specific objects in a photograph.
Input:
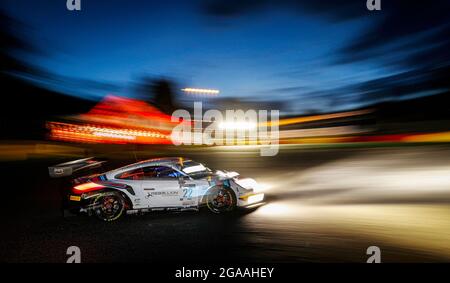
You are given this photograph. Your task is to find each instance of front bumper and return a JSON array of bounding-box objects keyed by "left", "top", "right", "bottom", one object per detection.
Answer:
[{"left": 238, "top": 193, "right": 265, "bottom": 207}]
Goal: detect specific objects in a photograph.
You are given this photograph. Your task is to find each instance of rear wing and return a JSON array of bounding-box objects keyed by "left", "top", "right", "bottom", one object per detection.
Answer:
[{"left": 48, "top": 157, "right": 106, "bottom": 178}]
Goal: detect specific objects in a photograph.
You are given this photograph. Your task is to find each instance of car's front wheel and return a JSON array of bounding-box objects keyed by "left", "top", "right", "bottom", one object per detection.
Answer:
[
  {"left": 92, "top": 192, "right": 125, "bottom": 221},
  {"left": 206, "top": 186, "right": 237, "bottom": 214}
]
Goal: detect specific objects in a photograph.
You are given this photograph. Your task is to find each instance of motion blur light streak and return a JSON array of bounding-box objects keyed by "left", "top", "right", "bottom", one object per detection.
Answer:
[
  {"left": 256, "top": 203, "right": 295, "bottom": 217},
  {"left": 254, "top": 182, "right": 271, "bottom": 193},
  {"left": 45, "top": 95, "right": 450, "bottom": 147},
  {"left": 242, "top": 147, "right": 450, "bottom": 260},
  {"left": 48, "top": 122, "right": 171, "bottom": 144},
  {"left": 218, "top": 121, "right": 257, "bottom": 130},
  {"left": 93, "top": 131, "right": 136, "bottom": 140},
  {"left": 279, "top": 126, "right": 369, "bottom": 139},
  {"left": 247, "top": 193, "right": 265, "bottom": 205},
  {"left": 265, "top": 109, "right": 373, "bottom": 127},
  {"left": 47, "top": 95, "right": 178, "bottom": 144},
  {"left": 249, "top": 203, "right": 450, "bottom": 260},
  {"left": 181, "top": 88, "right": 220, "bottom": 96}
]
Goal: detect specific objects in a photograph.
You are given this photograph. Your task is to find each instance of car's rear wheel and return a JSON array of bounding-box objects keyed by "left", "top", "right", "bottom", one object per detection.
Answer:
[
  {"left": 92, "top": 192, "right": 125, "bottom": 221},
  {"left": 206, "top": 186, "right": 236, "bottom": 213}
]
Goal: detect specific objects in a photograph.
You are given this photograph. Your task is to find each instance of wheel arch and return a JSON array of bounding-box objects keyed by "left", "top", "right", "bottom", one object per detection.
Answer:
[
  {"left": 99, "top": 187, "right": 134, "bottom": 209},
  {"left": 200, "top": 183, "right": 237, "bottom": 205}
]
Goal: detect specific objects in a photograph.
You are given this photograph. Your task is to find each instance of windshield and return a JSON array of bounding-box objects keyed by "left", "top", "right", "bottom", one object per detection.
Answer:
[{"left": 177, "top": 161, "right": 212, "bottom": 179}]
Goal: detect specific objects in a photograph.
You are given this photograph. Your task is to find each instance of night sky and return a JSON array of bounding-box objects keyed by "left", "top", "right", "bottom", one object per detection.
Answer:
[{"left": 2, "top": 0, "right": 449, "bottom": 114}]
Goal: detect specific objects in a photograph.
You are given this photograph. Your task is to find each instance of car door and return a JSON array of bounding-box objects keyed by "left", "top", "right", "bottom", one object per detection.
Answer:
[
  {"left": 139, "top": 166, "right": 183, "bottom": 208},
  {"left": 179, "top": 178, "right": 209, "bottom": 207},
  {"left": 112, "top": 167, "right": 150, "bottom": 209}
]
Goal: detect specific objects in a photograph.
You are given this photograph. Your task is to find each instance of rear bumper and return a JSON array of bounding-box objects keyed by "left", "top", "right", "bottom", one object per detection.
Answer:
[
  {"left": 64, "top": 192, "right": 95, "bottom": 213},
  {"left": 64, "top": 195, "right": 85, "bottom": 213}
]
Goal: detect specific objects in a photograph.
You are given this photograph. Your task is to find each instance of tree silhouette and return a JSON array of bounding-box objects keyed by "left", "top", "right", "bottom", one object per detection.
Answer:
[
  {"left": 140, "top": 77, "right": 177, "bottom": 115},
  {"left": 0, "top": 10, "right": 95, "bottom": 139},
  {"left": 0, "top": 11, "right": 34, "bottom": 79}
]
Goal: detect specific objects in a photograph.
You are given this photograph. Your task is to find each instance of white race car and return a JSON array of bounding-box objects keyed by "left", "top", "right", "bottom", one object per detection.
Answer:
[{"left": 49, "top": 157, "right": 265, "bottom": 221}]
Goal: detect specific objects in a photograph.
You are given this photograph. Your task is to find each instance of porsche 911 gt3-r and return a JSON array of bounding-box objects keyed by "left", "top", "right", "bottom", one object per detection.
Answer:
[{"left": 49, "top": 157, "right": 265, "bottom": 221}]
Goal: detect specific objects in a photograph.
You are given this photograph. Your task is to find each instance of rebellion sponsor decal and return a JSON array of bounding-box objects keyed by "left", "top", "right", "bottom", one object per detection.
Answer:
[{"left": 145, "top": 191, "right": 179, "bottom": 198}]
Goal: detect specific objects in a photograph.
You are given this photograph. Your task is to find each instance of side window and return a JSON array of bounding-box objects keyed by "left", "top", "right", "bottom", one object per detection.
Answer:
[
  {"left": 142, "top": 166, "right": 159, "bottom": 179},
  {"left": 142, "top": 166, "right": 181, "bottom": 179},
  {"left": 116, "top": 166, "right": 182, "bottom": 180},
  {"left": 157, "top": 167, "right": 182, "bottom": 178},
  {"left": 116, "top": 168, "right": 144, "bottom": 180}
]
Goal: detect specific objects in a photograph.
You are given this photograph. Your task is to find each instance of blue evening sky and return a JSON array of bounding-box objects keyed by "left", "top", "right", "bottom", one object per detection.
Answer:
[{"left": 2, "top": 0, "right": 392, "bottom": 112}]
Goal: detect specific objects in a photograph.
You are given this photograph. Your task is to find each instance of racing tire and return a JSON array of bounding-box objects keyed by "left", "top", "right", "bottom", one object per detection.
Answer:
[
  {"left": 92, "top": 192, "right": 126, "bottom": 222},
  {"left": 206, "top": 186, "right": 237, "bottom": 214}
]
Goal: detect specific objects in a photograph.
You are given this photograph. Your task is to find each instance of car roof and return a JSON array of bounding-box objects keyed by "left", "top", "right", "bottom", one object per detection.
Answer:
[{"left": 110, "top": 157, "right": 191, "bottom": 173}]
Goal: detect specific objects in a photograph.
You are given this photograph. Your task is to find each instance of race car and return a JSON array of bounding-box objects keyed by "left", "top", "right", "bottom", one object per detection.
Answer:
[{"left": 49, "top": 157, "right": 265, "bottom": 221}]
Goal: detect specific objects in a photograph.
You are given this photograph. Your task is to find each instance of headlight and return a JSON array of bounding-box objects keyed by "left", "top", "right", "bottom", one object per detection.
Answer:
[{"left": 247, "top": 193, "right": 264, "bottom": 205}]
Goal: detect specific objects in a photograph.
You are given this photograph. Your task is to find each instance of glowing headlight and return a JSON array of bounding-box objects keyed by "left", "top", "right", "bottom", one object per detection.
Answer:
[
  {"left": 247, "top": 193, "right": 264, "bottom": 205},
  {"left": 218, "top": 121, "right": 257, "bottom": 130}
]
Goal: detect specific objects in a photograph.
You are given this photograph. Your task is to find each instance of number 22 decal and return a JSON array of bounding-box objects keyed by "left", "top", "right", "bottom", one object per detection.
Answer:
[{"left": 183, "top": 188, "right": 193, "bottom": 199}]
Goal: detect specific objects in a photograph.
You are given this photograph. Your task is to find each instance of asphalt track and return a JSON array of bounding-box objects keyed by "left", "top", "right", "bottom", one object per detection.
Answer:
[{"left": 1, "top": 144, "right": 449, "bottom": 262}]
